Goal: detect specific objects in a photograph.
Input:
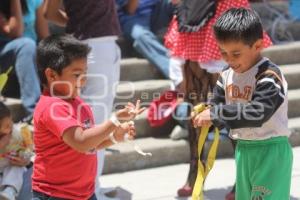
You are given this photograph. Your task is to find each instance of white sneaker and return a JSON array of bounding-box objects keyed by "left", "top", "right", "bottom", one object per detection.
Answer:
[
  {"left": 170, "top": 125, "right": 188, "bottom": 140},
  {"left": 0, "top": 186, "right": 16, "bottom": 200}
]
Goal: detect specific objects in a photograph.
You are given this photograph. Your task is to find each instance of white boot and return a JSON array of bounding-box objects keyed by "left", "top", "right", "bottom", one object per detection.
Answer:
[{"left": 170, "top": 125, "right": 188, "bottom": 140}]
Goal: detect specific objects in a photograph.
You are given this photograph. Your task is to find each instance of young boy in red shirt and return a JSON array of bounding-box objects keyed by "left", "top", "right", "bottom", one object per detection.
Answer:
[{"left": 31, "top": 34, "right": 144, "bottom": 200}]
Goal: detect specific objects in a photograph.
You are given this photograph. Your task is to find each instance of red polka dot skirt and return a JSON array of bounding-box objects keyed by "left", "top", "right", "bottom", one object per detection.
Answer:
[{"left": 164, "top": 0, "right": 272, "bottom": 63}]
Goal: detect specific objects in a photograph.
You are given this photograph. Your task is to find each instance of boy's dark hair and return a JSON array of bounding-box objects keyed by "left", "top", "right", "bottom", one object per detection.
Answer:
[
  {"left": 213, "top": 8, "right": 263, "bottom": 46},
  {"left": 0, "top": 102, "right": 11, "bottom": 122},
  {"left": 37, "top": 34, "right": 91, "bottom": 85}
]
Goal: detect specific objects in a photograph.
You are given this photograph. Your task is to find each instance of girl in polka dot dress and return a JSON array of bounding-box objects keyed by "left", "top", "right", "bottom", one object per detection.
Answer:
[{"left": 164, "top": 0, "right": 272, "bottom": 199}]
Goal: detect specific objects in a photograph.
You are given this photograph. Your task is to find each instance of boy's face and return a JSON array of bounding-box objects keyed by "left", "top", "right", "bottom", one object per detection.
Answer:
[
  {"left": 48, "top": 58, "right": 87, "bottom": 99},
  {"left": 217, "top": 39, "right": 263, "bottom": 73},
  {"left": 0, "top": 116, "right": 13, "bottom": 137}
]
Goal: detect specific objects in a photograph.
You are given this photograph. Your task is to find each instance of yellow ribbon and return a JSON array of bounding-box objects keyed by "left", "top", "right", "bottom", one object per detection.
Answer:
[
  {"left": 192, "top": 104, "right": 220, "bottom": 200},
  {"left": 0, "top": 66, "right": 13, "bottom": 92}
]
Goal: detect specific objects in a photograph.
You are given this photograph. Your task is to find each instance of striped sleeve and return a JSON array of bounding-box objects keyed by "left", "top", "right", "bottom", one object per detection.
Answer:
[{"left": 210, "top": 74, "right": 225, "bottom": 105}]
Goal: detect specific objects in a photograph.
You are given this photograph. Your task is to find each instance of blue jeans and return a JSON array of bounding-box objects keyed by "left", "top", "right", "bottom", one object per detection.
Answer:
[
  {"left": 174, "top": 102, "right": 190, "bottom": 129},
  {"left": 17, "top": 166, "right": 32, "bottom": 200},
  {"left": 0, "top": 37, "right": 41, "bottom": 114},
  {"left": 120, "top": 0, "right": 174, "bottom": 78},
  {"left": 290, "top": 0, "right": 300, "bottom": 20}
]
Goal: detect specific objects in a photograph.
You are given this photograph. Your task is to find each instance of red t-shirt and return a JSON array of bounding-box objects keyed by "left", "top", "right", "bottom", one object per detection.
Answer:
[{"left": 32, "top": 91, "right": 96, "bottom": 200}]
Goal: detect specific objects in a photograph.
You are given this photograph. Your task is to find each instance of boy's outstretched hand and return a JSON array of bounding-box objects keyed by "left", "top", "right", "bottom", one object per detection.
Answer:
[
  {"left": 192, "top": 109, "right": 212, "bottom": 128},
  {"left": 116, "top": 100, "right": 145, "bottom": 122},
  {"left": 114, "top": 121, "right": 136, "bottom": 143}
]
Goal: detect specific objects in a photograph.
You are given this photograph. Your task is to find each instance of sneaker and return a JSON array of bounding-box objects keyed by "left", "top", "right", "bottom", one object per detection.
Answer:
[
  {"left": 170, "top": 125, "right": 188, "bottom": 140},
  {"left": 225, "top": 191, "right": 235, "bottom": 200},
  {"left": 0, "top": 186, "right": 16, "bottom": 200},
  {"left": 177, "top": 184, "right": 193, "bottom": 197}
]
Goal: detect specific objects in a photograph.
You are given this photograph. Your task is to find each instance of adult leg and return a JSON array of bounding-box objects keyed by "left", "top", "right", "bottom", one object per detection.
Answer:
[
  {"left": 177, "top": 61, "right": 221, "bottom": 197},
  {"left": 1, "top": 166, "right": 26, "bottom": 196},
  {"left": 17, "top": 166, "right": 32, "bottom": 200},
  {"left": 0, "top": 38, "right": 41, "bottom": 114},
  {"left": 169, "top": 57, "right": 185, "bottom": 88},
  {"left": 122, "top": 14, "right": 170, "bottom": 78},
  {"left": 81, "top": 39, "right": 120, "bottom": 200},
  {"left": 177, "top": 61, "right": 208, "bottom": 197}
]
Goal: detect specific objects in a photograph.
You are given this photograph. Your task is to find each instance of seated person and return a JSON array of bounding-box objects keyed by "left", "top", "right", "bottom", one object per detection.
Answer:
[
  {"left": 0, "top": 102, "right": 33, "bottom": 200},
  {"left": 116, "top": 0, "right": 174, "bottom": 78},
  {"left": 0, "top": 0, "right": 48, "bottom": 121}
]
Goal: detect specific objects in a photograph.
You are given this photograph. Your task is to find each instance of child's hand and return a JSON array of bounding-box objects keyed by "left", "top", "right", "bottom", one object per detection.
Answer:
[
  {"left": 113, "top": 121, "right": 136, "bottom": 143},
  {"left": 116, "top": 100, "right": 145, "bottom": 122},
  {"left": 192, "top": 109, "right": 212, "bottom": 128},
  {"left": 7, "top": 154, "right": 30, "bottom": 167}
]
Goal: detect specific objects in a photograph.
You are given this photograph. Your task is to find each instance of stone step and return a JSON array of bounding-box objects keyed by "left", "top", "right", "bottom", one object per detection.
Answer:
[
  {"left": 120, "top": 57, "right": 300, "bottom": 89},
  {"left": 103, "top": 137, "right": 189, "bottom": 174},
  {"left": 133, "top": 108, "right": 177, "bottom": 138},
  {"left": 281, "top": 64, "right": 300, "bottom": 89},
  {"left": 120, "top": 58, "right": 164, "bottom": 81},
  {"left": 103, "top": 117, "right": 300, "bottom": 174},
  {"left": 262, "top": 42, "right": 300, "bottom": 65},
  {"left": 113, "top": 80, "right": 172, "bottom": 108},
  {"left": 287, "top": 89, "right": 300, "bottom": 118},
  {"left": 3, "top": 98, "right": 26, "bottom": 122}
]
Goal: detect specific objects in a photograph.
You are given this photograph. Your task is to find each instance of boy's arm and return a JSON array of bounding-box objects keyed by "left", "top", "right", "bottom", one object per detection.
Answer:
[
  {"left": 210, "top": 72, "right": 285, "bottom": 129},
  {"left": 43, "top": 0, "right": 68, "bottom": 27},
  {"left": 63, "top": 119, "right": 135, "bottom": 153},
  {"left": 47, "top": 99, "right": 143, "bottom": 153},
  {"left": 62, "top": 101, "right": 143, "bottom": 153},
  {"left": 94, "top": 123, "right": 135, "bottom": 150},
  {"left": 62, "top": 120, "right": 119, "bottom": 153}
]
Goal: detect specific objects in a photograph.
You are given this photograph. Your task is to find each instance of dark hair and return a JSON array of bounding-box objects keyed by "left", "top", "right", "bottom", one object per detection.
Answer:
[
  {"left": 0, "top": 102, "right": 11, "bottom": 121},
  {"left": 37, "top": 34, "right": 91, "bottom": 85},
  {"left": 213, "top": 8, "right": 263, "bottom": 46},
  {"left": 0, "top": 0, "right": 28, "bottom": 19}
]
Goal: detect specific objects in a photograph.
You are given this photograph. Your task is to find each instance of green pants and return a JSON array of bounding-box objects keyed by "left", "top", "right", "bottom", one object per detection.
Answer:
[{"left": 235, "top": 136, "right": 293, "bottom": 200}]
